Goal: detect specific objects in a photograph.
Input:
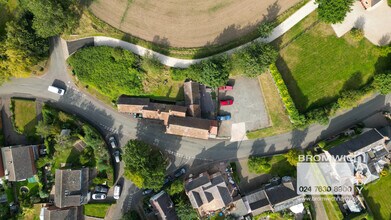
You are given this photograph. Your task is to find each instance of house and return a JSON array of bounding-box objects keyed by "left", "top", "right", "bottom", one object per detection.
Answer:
[
  {"left": 244, "top": 178, "right": 305, "bottom": 216},
  {"left": 166, "top": 116, "right": 218, "bottom": 139},
  {"left": 117, "top": 96, "right": 150, "bottom": 113},
  {"left": 185, "top": 171, "right": 234, "bottom": 217},
  {"left": 327, "top": 129, "right": 390, "bottom": 184},
  {"left": 361, "top": 0, "right": 382, "bottom": 9},
  {"left": 54, "top": 168, "right": 90, "bottom": 208},
  {"left": 40, "top": 205, "right": 83, "bottom": 220},
  {"left": 149, "top": 191, "right": 178, "bottom": 220},
  {"left": 184, "top": 81, "right": 201, "bottom": 117},
  {"left": 1, "top": 145, "right": 38, "bottom": 181}
]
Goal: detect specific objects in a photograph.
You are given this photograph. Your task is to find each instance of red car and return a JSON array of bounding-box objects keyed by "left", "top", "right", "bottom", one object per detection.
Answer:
[
  {"left": 218, "top": 85, "right": 233, "bottom": 91},
  {"left": 220, "top": 99, "right": 234, "bottom": 106}
]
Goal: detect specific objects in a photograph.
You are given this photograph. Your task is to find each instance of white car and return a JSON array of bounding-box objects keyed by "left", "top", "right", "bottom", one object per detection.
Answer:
[
  {"left": 48, "top": 85, "right": 65, "bottom": 95},
  {"left": 92, "top": 193, "right": 107, "bottom": 200},
  {"left": 109, "top": 136, "right": 117, "bottom": 148},
  {"left": 113, "top": 185, "right": 121, "bottom": 200},
  {"left": 113, "top": 150, "right": 120, "bottom": 163}
]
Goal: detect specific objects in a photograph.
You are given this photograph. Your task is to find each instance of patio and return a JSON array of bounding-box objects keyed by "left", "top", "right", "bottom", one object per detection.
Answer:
[{"left": 331, "top": 0, "right": 391, "bottom": 46}]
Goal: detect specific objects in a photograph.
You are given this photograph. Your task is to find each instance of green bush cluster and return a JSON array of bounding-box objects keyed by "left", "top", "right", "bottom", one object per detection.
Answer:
[
  {"left": 68, "top": 46, "right": 144, "bottom": 99},
  {"left": 248, "top": 156, "right": 271, "bottom": 173},
  {"left": 374, "top": 71, "right": 391, "bottom": 95},
  {"left": 350, "top": 28, "right": 364, "bottom": 41},
  {"left": 269, "top": 64, "right": 306, "bottom": 127}
]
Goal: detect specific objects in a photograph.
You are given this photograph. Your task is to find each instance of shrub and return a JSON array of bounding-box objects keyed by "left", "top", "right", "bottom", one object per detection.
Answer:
[
  {"left": 350, "top": 28, "right": 364, "bottom": 41},
  {"left": 167, "top": 180, "right": 184, "bottom": 195},
  {"left": 305, "top": 108, "right": 329, "bottom": 125},
  {"left": 170, "top": 68, "right": 188, "bottom": 81},
  {"left": 374, "top": 71, "right": 391, "bottom": 95},
  {"left": 315, "top": 0, "right": 355, "bottom": 24},
  {"left": 284, "top": 149, "right": 302, "bottom": 166},
  {"left": 248, "top": 156, "right": 271, "bottom": 173},
  {"left": 269, "top": 64, "right": 306, "bottom": 127},
  {"left": 337, "top": 90, "right": 364, "bottom": 109},
  {"left": 258, "top": 21, "right": 275, "bottom": 38}
]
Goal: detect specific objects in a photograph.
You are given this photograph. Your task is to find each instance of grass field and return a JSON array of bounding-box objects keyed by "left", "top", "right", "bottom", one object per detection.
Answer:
[
  {"left": 321, "top": 195, "right": 343, "bottom": 220},
  {"left": 277, "top": 12, "right": 391, "bottom": 112},
  {"left": 362, "top": 173, "right": 391, "bottom": 219},
  {"left": 84, "top": 204, "right": 111, "bottom": 218},
  {"left": 11, "top": 99, "right": 37, "bottom": 136},
  {"left": 247, "top": 73, "right": 293, "bottom": 139}
]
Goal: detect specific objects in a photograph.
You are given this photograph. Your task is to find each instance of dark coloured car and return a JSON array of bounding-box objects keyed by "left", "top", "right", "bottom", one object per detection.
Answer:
[
  {"left": 142, "top": 189, "right": 153, "bottom": 195},
  {"left": 163, "top": 176, "right": 173, "bottom": 186},
  {"left": 95, "top": 185, "right": 109, "bottom": 194},
  {"left": 174, "top": 167, "right": 186, "bottom": 178}
]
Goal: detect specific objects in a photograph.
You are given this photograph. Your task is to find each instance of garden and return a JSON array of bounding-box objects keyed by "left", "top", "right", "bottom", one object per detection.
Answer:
[
  {"left": 84, "top": 203, "right": 112, "bottom": 218},
  {"left": 10, "top": 98, "right": 38, "bottom": 138}
]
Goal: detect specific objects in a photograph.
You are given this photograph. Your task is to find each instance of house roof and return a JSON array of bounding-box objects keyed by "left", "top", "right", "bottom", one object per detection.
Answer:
[
  {"left": 1, "top": 145, "right": 37, "bottom": 181},
  {"left": 117, "top": 96, "right": 150, "bottom": 113},
  {"left": 42, "top": 206, "right": 83, "bottom": 220},
  {"left": 185, "top": 172, "right": 233, "bottom": 215},
  {"left": 54, "top": 168, "right": 90, "bottom": 208},
  {"left": 245, "top": 189, "right": 272, "bottom": 215},
  {"left": 150, "top": 191, "right": 178, "bottom": 220},
  {"left": 167, "top": 116, "right": 212, "bottom": 139},
  {"left": 328, "top": 129, "right": 385, "bottom": 157},
  {"left": 184, "top": 81, "right": 200, "bottom": 106}
]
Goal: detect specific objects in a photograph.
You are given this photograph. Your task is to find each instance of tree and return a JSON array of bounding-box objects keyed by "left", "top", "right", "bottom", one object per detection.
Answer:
[
  {"left": 122, "top": 210, "right": 140, "bottom": 220},
  {"left": 248, "top": 156, "right": 271, "bottom": 173},
  {"left": 284, "top": 149, "right": 302, "bottom": 166},
  {"left": 22, "top": 0, "right": 81, "bottom": 38},
  {"left": 235, "top": 42, "right": 278, "bottom": 77},
  {"left": 315, "top": 0, "right": 354, "bottom": 24},
  {"left": 374, "top": 72, "right": 391, "bottom": 95},
  {"left": 36, "top": 121, "right": 59, "bottom": 138},
  {"left": 167, "top": 179, "right": 184, "bottom": 196},
  {"left": 175, "top": 196, "right": 199, "bottom": 220},
  {"left": 258, "top": 21, "right": 275, "bottom": 38},
  {"left": 123, "top": 140, "right": 166, "bottom": 190}
]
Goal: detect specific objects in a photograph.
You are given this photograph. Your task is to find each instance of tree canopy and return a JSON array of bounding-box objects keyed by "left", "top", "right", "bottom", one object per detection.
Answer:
[
  {"left": 315, "top": 0, "right": 354, "bottom": 24},
  {"left": 123, "top": 140, "right": 166, "bottom": 190},
  {"left": 248, "top": 156, "right": 271, "bottom": 173},
  {"left": 284, "top": 149, "right": 302, "bottom": 166}
]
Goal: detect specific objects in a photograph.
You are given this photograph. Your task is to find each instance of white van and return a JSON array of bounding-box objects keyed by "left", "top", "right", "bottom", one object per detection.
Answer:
[
  {"left": 113, "top": 185, "right": 121, "bottom": 200},
  {"left": 48, "top": 85, "right": 65, "bottom": 96}
]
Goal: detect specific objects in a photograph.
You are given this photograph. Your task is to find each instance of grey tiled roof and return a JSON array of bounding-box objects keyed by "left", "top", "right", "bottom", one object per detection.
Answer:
[
  {"left": 1, "top": 145, "right": 37, "bottom": 181},
  {"left": 43, "top": 206, "right": 83, "bottom": 220},
  {"left": 150, "top": 191, "right": 178, "bottom": 220}
]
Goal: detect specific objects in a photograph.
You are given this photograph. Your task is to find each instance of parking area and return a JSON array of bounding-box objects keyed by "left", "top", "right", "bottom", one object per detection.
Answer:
[{"left": 218, "top": 77, "right": 270, "bottom": 141}]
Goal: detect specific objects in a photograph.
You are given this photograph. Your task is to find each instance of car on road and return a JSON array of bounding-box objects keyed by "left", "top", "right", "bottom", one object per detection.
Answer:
[
  {"left": 217, "top": 114, "right": 231, "bottom": 121},
  {"left": 113, "top": 150, "right": 121, "bottom": 163},
  {"left": 218, "top": 85, "right": 233, "bottom": 91},
  {"left": 142, "top": 189, "right": 153, "bottom": 195},
  {"left": 47, "top": 85, "right": 65, "bottom": 96},
  {"left": 92, "top": 193, "right": 107, "bottom": 200},
  {"left": 109, "top": 136, "right": 117, "bottom": 148},
  {"left": 220, "top": 99, "right": 234, "bottom": 106},
  {"left": 174, "top": 167, "right": 186, "bottom": 178},
  {"left": 163, "top": 176, "right": 173, "bottom": 186},
  {"left": 94, "top": 185, "right": 109, "bottom": 194},
  {"left": 113, "top": 185, "right": 121, "bottom": 200}
]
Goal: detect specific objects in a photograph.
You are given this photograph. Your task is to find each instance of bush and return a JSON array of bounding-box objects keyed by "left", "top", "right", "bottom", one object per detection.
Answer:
[
  {"left": 284, "top": 149, "right": 302, "bottom": 166},
  {"left": 350, "top": 28, "right": 364, "bottom": 41},
  {"left": 170, "top": 68, "right": 188, "bottom": 81},
  {"left": 258, "top": 21, "right": 275, "bottom": 38},
  {"left": 305, "top": 108, "right": 329, "bottom": 125},
  {"left": 269, "top": 64, "right": 306, "bottom": 127},
  {"left": 167, "top": 180, "right": 184, "bottom": 195},
  {"left": 374, "top": 71, "right": 391, "bottom": 95},
  {"left": 248, "top": 156, "right": 271, "bottom": 174},
  {"left": 337, "top": 90, "right": 364, "bottom": 109},
  {"left": 234, "top": 42, "right": 278, "bottom": 77},
  {"left": 315, "top": 0, "right": 354, "bottom": 24}
]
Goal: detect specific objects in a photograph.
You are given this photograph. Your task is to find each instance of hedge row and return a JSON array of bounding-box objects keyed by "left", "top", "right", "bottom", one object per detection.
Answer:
[{"left": 269, "top": 63, "right": 306, "bottom": 127}]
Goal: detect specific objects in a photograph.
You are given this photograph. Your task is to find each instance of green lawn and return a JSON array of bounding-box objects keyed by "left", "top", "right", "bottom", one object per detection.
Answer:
[
  {"left": 84, "top": 204, "right": 112, "bottom": 218},
  {"left": 362, "top": 173, "right": 391, "bottom": 219},
  {"left": 268, "top": 155, "right": 296, "bottom": 177},
  {"left": 321, "top": 195, "right": 343, "bottom": 220},
  {"left": 11, "top": 99, "right": 37, "bottom": 136},
  {"left": 277, "top": 12, "right": 391, "bottom": 112}
]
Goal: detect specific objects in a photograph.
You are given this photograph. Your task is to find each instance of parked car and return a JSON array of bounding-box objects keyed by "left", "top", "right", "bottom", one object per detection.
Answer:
[
  {"left": 47, "top": 85, "right": 65, "bottom": 95},
  {"left": 218, "top": 85, "right": 233, "bottom": 91},
  {"left": 113, "top": 185, "right": 121, "bottom": 200},
  {"left": 217, "top": 114, "right": 231, "bottom": 121},
  {"left": 220, "top": 99, "right": 234, "bottom": 106},
  {"left": 92, "top": 193, "right": 107, "bottom": 200},
  {"left": 109, "top": 136, "right": 117, "bottom": 148},
  {"left": 174, "top": 167, "right": 186, "bottom": 178},
  {"left": 113, "top": 150, "right": 121, "bottom": 163},
  {"left": 142, "top": 189, "right": 153, "bottom": 195},
  {"left": 163, "top": 176, "right": 173, "bottom": 186},
  {"left": 95, "top": 185, "right": 109, "bottom": 194}
]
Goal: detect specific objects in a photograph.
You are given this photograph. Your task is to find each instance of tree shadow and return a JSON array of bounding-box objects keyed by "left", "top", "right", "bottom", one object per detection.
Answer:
[
  {"left": 378, "top": 34, "right": 391, "bottom": 46},
  {"left": 341, "top": 71, "right": 363, "bottom": 91},
  {"left": 151, "top": 35, "right": 171, "bottom": 55},
  {"left": 374, "top": 47, "right": 391, "bottom": 74},
  {"left": 263, "top": 0, "right": 281, "bottom": 22}
]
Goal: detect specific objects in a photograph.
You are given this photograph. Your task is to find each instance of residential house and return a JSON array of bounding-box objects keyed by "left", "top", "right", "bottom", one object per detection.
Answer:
[
  {"left": 149, "top": 191, "right": 178, "bottom": 220},
  {"left": 40, "top": 205, "right": 83, "bottom": 220},
  {"left": 117, "top": 96, "right": 150, "bottom": 113},
  {"left": 54, "top": 168, "right": 90, "bottom": 208},
  {"left": 166, "top": 116, "right": 218, "bottom": 139},
  {"left": 1, "top": 145, "right": 38, "bottom": 181},
  {"left": 184, "top": 81, "right": 201, "bottom": 117},
  {"left": 185, "top": 171, "right": 234, "bottom": 217},
  {"left": 244, "top": 178, "right": 305, "bottom": 216},
  {"left": 326, "top": 129, "right": 390, "bottom": 184}
]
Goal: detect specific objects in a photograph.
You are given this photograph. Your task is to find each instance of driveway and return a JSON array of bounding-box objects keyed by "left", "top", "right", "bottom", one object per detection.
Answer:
[
  {"left": 218, "top": 77, "right": 270, "bottom": 141},
  {"left": 331, "top": 0, "right": 391, "bottom": 45}
]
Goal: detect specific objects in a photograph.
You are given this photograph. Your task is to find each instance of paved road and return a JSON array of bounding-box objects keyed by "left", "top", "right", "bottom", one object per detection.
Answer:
[{"left": 77, "top": 0, "right": 319, "bottom": 68}]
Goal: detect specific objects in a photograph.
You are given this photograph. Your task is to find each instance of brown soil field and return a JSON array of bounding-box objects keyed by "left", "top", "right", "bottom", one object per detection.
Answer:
[{"left": 89, "top": 0, "right": 302, "bottom": 48}]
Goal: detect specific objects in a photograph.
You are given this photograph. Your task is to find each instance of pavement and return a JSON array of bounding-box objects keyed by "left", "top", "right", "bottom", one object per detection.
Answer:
[{"left": 331, "top": 0, "right": 391, "bottom": 45}]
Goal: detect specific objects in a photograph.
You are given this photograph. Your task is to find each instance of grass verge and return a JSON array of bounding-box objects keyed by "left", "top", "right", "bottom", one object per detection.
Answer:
[
  {"left": 247, "top": 73, "right": 293, "bottom": 139},
  {"left": 64, "top": 0, "right": 310, "bottom": 59},
  {"left": 362, "top": 173, "right": 391, "bottom": 219},
  {"left": 11, "top": 99, "right": 37, "bottom": 136},
  {"left": 321, "top": 195, "right": 343, "bottom": 220},
  {"left": 84, "top": 203, "right": 112, "bottom": 218}
]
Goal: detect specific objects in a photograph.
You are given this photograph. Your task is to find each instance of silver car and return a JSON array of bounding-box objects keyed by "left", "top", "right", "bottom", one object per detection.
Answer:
[
  {"left": 109, "top": 136, "right": 117, "bottom": 148},
  {"left": 113, "top": 150, "right": 120, "bottom": 163}
]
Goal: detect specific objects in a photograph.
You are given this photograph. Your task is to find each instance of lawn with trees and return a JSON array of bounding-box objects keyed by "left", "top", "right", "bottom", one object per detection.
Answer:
[{"left": 122, "top": 140, "right": 166, "bottom": 190}]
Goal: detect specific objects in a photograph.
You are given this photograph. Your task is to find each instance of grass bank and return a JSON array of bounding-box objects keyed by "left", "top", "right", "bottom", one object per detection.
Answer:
[{"left": 362, "top": 173, "right": 391, "bottom": 219}]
